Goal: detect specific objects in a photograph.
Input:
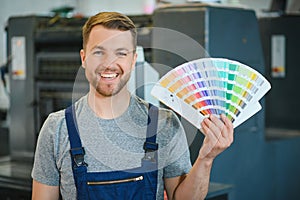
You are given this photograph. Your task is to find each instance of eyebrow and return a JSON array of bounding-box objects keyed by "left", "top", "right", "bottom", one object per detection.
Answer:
[
  {"left": 91, "top": 45, "right": 105, "bottom": 51},
  {"left": 91, "top": 45, "right": 131, "bottom": 51}
]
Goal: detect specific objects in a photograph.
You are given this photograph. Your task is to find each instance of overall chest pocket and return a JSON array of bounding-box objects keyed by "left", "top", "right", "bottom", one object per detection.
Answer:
[{"left": 86, "top": 173, "right": 147, "bottom": 200}]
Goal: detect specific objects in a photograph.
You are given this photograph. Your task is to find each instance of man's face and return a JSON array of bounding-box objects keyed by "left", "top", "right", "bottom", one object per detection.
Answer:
[{"left": 80, "top": 25, "right": 137, "bottom": 97}]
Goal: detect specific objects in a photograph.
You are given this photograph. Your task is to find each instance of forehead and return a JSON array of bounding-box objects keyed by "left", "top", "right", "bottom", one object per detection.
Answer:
[{"left": 87, "top": 25, "right": 134, "bottom": 51}]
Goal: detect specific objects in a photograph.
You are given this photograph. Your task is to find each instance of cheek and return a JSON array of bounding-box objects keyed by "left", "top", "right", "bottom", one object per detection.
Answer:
[
  {"left": 124, "top": 59, "right": 135, "bottom": 71},
  {"left": 84, "top": 65, "right": 97, "bottom": 81},
  {"left": 84, "top": 68, "right": 92, "bottom": 81}
]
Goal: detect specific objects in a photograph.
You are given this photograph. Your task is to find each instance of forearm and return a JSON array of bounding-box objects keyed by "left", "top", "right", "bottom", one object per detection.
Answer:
[
  {"left": 173, "top": 157, "right": 213, "bottom": 200},
  {"left": 170, "top": 114, "right": 234, "bottom": 200},
  {"left": 32, "top": 180, "right": 60, "bottom": 200}
]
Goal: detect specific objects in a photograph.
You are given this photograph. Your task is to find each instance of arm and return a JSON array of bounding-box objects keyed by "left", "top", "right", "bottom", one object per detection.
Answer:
[
  {"left": 165, "top": 114, "right": 234, "bottom": 200},
  {"left": 31, "top": 113, "right": 63, "bottom": 200},
  {"left": 32, "top": 180, "right": 60, "bottom": 200}
]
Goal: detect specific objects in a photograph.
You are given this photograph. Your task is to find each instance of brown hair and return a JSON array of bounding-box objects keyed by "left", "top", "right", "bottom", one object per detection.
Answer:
[{"left": 82, "top": 12, "right": 137, "bottom": 50}]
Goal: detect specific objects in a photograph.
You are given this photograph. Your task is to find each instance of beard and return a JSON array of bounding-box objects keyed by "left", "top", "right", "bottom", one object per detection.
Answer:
[{"left": 92, "top": 71, "right": 131, "bottom": 97}]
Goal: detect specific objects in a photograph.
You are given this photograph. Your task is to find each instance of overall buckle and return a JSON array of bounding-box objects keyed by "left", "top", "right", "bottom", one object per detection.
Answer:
[
  {"left": 143, "top": 151, "right": 156, "bottom": 162},
  {"left": 143, "top": 142, "right": 158, "bottom": 162},
  {"left": 70, "top": 147, "right": 88, "bottom": 167}
]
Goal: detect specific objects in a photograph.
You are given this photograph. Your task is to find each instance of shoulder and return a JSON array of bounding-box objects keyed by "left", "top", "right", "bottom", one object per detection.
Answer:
[
  {"left": 133, "top": 95, "right": 179, "bottom": 121},
  {"left": 40, "top": 110, "right": 66, "bottom": 136},
  {"left": 133, "top": 96, "right": 183, "bottom": 135},
  {"left": 39, "top": 95, "right": 87, "bottom": 140}
]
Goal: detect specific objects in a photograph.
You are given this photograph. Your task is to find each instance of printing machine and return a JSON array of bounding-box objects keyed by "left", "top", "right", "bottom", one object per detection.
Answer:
[
  {"left": 6, "top": 14, "right": 153, "bottom": 162},
  {"left": 0, "top": 14, "right": 155, "bottom": 199},
  {"left": 259, "top": 14, "right": 300, "bottom": 139},
  {"left": 151, "top": 3, "right": 265, "bottom": 163}
]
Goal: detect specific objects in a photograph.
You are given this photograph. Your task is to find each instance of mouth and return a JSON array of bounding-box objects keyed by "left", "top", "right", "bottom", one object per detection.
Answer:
[
  {"left": 100, "top": 73, "right": 118, "bottom": 78},
  {"left": 98, "top": 71, "right": 120, "bottom": 81}
]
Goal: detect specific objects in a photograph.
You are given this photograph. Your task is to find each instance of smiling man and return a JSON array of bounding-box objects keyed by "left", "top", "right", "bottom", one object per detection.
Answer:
[
  {"left": 31, "top": 12, "right": 234, "bottom": 200},
  {"left": 82, "top": 26, "right": 136, "bottom": 98}
]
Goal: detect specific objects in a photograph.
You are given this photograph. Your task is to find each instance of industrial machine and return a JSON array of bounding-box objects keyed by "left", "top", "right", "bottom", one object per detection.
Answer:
[
  {"left": 151, "top": 3, "right": 266, "bottom": 162},
  {"left": 7, "top": 16, "right": 85, "bottom": 161},
  {"left": 259, "top": 15, "right": 300, "bottom": 137},
  {"left": 150, "top": 4, "right": 271, "bottom": 200},
  {"left": 6, "top": 14, "right": 153, "bottom": 162}
]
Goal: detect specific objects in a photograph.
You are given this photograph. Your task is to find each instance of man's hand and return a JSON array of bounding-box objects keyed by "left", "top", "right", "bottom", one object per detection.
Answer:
[
  {"left": 199, "top": 114, "right": 234, "bottom": 161},
  {"left": 168, "top": 114, "right": 234, "bottom": 200}
]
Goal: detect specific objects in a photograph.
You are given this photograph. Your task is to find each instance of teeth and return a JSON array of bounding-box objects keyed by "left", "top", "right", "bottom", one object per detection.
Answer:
[{"left": 101, "top": 73, "right": 118, "bottom": 78}]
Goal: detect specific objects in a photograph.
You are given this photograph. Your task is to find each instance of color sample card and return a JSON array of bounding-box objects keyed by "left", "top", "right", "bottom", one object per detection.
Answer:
[{"left": 151, "top": 58, "right": 271, "bottom": 129}]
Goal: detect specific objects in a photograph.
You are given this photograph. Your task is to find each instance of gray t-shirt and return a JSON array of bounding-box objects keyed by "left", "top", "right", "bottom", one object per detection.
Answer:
[{"left": 31, "top": 94, "right": 192, "bottom": 200}]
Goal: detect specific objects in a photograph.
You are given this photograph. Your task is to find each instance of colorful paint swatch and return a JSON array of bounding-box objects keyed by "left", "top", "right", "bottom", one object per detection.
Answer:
[{"left": 151, "top": 58, "right": 271, "bottom": 128}]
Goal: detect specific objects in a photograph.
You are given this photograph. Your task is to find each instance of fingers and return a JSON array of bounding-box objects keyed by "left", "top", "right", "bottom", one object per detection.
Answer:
[
  {"left": 199, "top": 114, "right": 234, "bottom": 159},
  {"left": 209, "top": 115, "right": 225, "bottom": 134},
  {"left": 221, "top": 114, "right": 233, "bottom": 130},
  {"left": 220, "top": 114, "right": 234, "bottom": 143},
  {"left": 201, "top": 115, "right": 223, "bottom": 136},
  {"left": 201, "top": 114, "right": 234, "bottom": 144},
  {"left": 201, "top": 115, "right": 223, "bottom": 143},
  {"left": 201, "top": 117, "right": 220, "bottom": 139}
]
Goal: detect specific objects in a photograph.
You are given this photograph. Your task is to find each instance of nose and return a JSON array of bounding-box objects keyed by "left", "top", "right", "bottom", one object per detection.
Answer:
[{"left": 101, "top": 52, "right": 119, "bottom": 68}]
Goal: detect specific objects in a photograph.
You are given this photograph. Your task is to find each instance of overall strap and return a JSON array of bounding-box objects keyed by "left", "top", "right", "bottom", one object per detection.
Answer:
[
  {"left": 65, "top": 105, "right": 88, "bottom": 200},
  {"left": 143, "top": 103, "right": 159, "bottom": 198},
  {"left": 143, "top": 103, "right": 159, "bottom": 161},
  {"left": 65, "top": 105, "right": 87, "bottom": 168}
]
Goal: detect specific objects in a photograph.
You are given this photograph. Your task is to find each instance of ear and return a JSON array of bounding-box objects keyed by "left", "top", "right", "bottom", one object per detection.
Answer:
[
  {"left": 80, "top": 49, "right": 86, "bottom": 68},
  {"left": 131, "top": 52, "right": 138, "bottom": 70}
]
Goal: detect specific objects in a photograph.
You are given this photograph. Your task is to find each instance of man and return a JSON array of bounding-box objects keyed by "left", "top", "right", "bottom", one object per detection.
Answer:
[{"left": 31, "top": 12, "right": 234, "bottom": 200}]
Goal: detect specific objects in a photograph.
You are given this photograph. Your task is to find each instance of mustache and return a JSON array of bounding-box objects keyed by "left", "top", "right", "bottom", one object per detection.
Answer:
[{"left": 95, "top": 65, "right": 122, "bottom": 74}]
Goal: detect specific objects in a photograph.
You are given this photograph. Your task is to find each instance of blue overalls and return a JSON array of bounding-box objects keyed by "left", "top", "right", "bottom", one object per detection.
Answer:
[{"left": 65, "top": 104, "right": 159, "bottom": 200}]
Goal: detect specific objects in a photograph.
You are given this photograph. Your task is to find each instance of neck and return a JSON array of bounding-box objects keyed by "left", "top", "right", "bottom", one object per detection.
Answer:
[{"left": 87, "top": 87, "right": 131, "bottom": 119}]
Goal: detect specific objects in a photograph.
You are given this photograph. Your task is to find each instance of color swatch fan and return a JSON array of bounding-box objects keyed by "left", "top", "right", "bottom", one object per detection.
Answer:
[{"left": 151, "top": 58, "right": 271, "bottom": 128}]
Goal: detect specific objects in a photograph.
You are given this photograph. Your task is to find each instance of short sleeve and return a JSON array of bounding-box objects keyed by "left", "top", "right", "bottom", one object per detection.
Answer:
[
  {"left": 161, "top": 110, "right": 192, "bottom": 178},
  {"left": 163, "top": 148, "right": 192, "bottom": 178},
  {"left": 31, "top": 113, "right": 61, "bottom": 186}
]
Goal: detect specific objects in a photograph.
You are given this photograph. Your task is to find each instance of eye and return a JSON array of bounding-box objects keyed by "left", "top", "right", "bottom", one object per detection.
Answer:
[
  {"left": 116, "top": 51, "right": 128, "bottom": 57},
  {"left": 93, "top": 50, "right": 104, "bottom": 56}
]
